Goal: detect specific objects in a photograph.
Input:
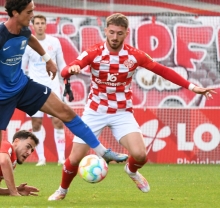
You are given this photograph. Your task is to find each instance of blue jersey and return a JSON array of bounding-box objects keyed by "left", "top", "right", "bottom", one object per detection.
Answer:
[{"left": 0, "top": 23, "right": 31, "bottom": 100}]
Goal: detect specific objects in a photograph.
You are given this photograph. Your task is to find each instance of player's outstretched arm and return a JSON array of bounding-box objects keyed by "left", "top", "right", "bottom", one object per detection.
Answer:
[
  {"left": 144, "top": 62, "right": 217, "bottom": 99},
  {"left": 0, "top": 187, "right": 12, "bottom": 195},
  {"left": 0, "top": 153, "right": 20, "bottom": 196},
  {"left": 0, "top": 183, "right": 38, "bottom": 196}
]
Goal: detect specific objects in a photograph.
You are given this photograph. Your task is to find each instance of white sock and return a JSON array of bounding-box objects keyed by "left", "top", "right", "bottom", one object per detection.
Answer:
[
  {"left": 125, "top": 164, "right": 136, "bottom": 175},
  {"left": 59, "top": 186, "right": 68, "bottom": 193},
  {"left": 93, "top": 144, "right": 107, "bottom": 156},
  {"left": 54, "top": 129, "right": 65, "bottom": 162},
  {"left": 34, "top": 129, "right": 45, "bottom": 161}
]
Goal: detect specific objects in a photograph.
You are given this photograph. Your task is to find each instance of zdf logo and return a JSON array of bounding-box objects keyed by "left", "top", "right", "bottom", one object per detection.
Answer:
[{"left": 107, "top": 73, "right": 118, "bottom": 82}]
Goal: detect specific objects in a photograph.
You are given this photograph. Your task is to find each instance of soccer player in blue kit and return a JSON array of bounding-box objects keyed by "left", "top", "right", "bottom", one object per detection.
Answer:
[{"left": 0, "top": 0, "right": 128, "bottom": 163}]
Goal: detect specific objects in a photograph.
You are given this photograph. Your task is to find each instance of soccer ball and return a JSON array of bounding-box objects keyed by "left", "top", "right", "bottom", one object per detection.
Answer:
[{"left": 78, "top": 154, "right": 108, "bottom": 183}]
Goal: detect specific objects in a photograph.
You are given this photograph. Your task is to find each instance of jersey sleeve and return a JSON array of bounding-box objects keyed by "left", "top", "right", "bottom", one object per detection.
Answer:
[
  {"left": 61, "top": 45, "right": 98, "bottom": 78},
  {"left": 149, "top": 62, "right": 190, "bottom": 89},
  {"left": 137, "top": 51, "right": 190, "bottom": 89},
  {"left": 0, "top": 141, "right": 11, "bottom": 154},
  {"left": 72, "top": 50, "right": 94, "bottom": 68}
]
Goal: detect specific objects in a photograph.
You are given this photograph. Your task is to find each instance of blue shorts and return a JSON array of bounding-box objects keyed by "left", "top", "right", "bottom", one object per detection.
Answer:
[{"left": 0, "top": 78, "right": 51, "bottom": 130}]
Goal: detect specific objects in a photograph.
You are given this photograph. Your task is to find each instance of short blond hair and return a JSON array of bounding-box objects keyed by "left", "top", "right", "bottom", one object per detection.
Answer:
[{"left": 106, "top": 13, "right": 129, "bottom": 29}]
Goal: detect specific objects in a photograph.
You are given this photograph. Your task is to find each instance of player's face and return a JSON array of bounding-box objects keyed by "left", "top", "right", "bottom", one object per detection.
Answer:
[
  {"left": 33, "top": 18, "right": 46, "bottom": 36},
  {"left": 14, "top": 138, "right": 36, "bottom": 164},
  {"left": 105, "top": 24, "right": 128, "bottom": 52},
  {"left": 16, "top": 1, "right": 35, "bottom": 27}
]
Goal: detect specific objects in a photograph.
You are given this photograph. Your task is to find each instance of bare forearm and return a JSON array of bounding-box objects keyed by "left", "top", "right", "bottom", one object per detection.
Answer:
[
  {"left": 0, "top": 187, "right": 10, "bottom": 195},
  {"left": 0, "top": 187, "right": 19, "bottom": 195},
  {"left": 0, "top": 185, "right": 33, "bottom": 196},
  {"left": 1, "top": 158, "right": 18, "bottom": 195},
  {"left": 28, "top": 35, "right": 46, "bottom": 56},
  {"left": 3, "top": 171, "right": 18, "bottom": 195}
]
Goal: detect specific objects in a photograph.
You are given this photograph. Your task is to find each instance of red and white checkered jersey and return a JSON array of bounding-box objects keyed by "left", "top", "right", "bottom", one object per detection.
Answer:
[{"left": 67, "top": 42, "right": 190, "bottom": 114}]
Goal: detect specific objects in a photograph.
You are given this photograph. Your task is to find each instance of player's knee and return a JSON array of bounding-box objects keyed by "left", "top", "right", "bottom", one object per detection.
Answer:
[
  {"left": 132, "top": 150, "right": 147, "bottom": 162},
  {"left": 32, "top": 123, "right": 42, "bottom": 131},
  {"left": 69, "top": 154, "right": 83, "bottom": 165},
  {"left": 56, "top": 122, "right": 64, "bottom": 129}
]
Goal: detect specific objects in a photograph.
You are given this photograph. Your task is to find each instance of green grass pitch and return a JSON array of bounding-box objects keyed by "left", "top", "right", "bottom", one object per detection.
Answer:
[{"left": 0, "top": 163, "right": 220, "bottom": 208}]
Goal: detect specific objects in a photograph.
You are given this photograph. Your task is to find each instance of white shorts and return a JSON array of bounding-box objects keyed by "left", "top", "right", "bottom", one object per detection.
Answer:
[
  {"left": 28, "top": 86, "right": 62, "bottom": 118},
  {"left": 73, "top": 108, "right": 142, "bottom": 144}
]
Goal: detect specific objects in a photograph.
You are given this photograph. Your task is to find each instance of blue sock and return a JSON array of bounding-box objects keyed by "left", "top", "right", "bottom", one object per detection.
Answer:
[{"left": 64, "top": 115, "right": 100, "bottom": 148}]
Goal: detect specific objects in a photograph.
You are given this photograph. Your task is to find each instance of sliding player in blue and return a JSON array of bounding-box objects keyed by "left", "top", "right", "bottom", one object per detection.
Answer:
[{"left": 0, "top": 0, "right": 128, "bottom": 163}]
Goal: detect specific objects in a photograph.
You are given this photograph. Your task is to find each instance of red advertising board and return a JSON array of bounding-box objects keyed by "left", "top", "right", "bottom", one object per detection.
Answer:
[
  {"left": 3, "top": 108, "right": 220, "bottom": 164},
  {"left": 135, "top": 108, "right": 220, "bottom": 164}
]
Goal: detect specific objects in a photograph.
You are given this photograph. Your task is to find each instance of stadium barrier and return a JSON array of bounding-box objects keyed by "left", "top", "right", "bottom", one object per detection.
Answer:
[{"left": 3, "top": 107, "right": 220, "bottom": 164}]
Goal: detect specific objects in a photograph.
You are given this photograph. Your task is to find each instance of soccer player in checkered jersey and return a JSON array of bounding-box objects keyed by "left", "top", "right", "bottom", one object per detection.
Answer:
[
  {"left": 22, "top": 15, "right": 67, "bottom": 167},
  {"left": 0, "top": 0, "right": 128, "bottom": 166},
  {"left": 48, "top": 13, "right": 216, "bottom": 200}
]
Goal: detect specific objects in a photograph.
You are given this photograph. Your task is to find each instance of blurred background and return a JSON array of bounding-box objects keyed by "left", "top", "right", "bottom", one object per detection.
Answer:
[{"left": 1, "top": 0, "right": 220, "bottom": 164}]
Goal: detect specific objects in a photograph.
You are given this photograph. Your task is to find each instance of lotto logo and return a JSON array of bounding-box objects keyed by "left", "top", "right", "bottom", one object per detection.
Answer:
[
  {"left": 141, "top": 119, "right": 220, "bottom": 153},
  {"left": 141, "top": 119, "right": 171, "bottom": 153},
  {"left": 177, "top": 123, "right": 220, "bottom": 151}
]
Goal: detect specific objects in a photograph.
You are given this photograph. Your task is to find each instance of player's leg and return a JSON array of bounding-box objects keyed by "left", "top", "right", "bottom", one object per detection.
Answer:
[
  {"left": 110, "top": 112, "right": 150, "bottom": 193},
  {"left": 120, "top": 132, "right": 150, "bottom": 193},
  {"left": 48, "top": 109, "right": 128, "bottom": 201},
  {"left": 0, "top": 95, "right": 17, "bottom": 146},
  {"left": 40, "top": 92, "right": 128, "bottom": 162},
  {"left": 31, "top": 112, "right": 46, "bottom": 166},
  {"left": 49, "top": 110, "right": 104, "bottom": 200},
  {"left": 51, "top": 116, "right": 65, "bottom": 165},
  {"left": 18, "top": 79, "right": 127, "bottom": 163},
  {"left": 40, "top": 92, "right": 101, "bottom": 147},
  {"left": 120, "top": 132, "right": 147, "bottom": 164},
  {"left": 48, "top": 142, "right": 89, "bottom": 201}
]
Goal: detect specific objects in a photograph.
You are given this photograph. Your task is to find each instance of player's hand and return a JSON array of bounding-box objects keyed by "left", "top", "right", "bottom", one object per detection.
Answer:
[
  {"left": 46, "top": 59, "right": 57, "bottom": 80},
  {"left": 63, "top": 78, "right": 74, "bottom": 102},
  {"left": 17, "top": 183, "right": 39, "bottom": 196},
  {"left": 192, "top": 86, "right": 217, "bottom": 99},
  {"left": 68, "top": 65, "right": 81, "bottom": 75}
]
